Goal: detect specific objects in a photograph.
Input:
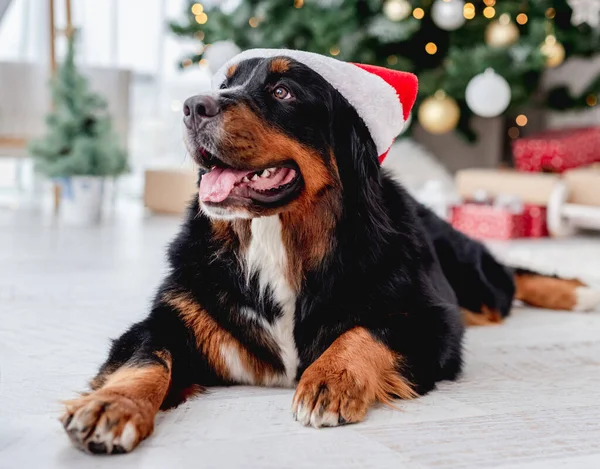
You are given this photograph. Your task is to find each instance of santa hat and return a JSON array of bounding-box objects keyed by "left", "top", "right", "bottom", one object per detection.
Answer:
[{"left": 213, "top": 49, "right": 418, "bottom": 163}]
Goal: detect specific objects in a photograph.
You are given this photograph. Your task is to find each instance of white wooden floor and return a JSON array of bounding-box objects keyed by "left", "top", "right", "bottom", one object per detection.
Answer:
[{"left": 1, "top": 203, "right": 600, "bottom": 469}]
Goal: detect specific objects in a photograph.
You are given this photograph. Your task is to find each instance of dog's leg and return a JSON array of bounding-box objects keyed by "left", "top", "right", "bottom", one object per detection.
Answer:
[
  {"left": 514, "top": 272, "right": 600, "bottom": 312},
  {"left": 60, "top": 298, "right": 200, "bottom": 454},
  {"left": 292, "top": 327, "right": 417, "bottom": 428}
]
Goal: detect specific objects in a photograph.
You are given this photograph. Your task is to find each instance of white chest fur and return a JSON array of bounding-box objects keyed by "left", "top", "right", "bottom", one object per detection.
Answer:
[{"left": 227, "top": 216, "right": 299, "bottom": 387}]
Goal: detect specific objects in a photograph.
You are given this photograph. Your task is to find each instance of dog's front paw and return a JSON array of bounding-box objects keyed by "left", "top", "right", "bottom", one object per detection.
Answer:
[
  {"left": 60, "top": 391, "right": 154, "bottom": 454},
  {"left": 292, "top": 366, "right": 370, "bottom": 428}
]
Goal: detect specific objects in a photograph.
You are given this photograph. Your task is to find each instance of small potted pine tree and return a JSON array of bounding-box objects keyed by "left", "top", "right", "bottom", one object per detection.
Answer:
[{"left": 29, "top": 32, "right": 127, "bottom": 225}]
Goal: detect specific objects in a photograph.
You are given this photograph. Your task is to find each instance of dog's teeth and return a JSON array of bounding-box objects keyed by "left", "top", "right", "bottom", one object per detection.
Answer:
[
  {"left": 251, "top": 174, "right": 259, "bottom": 181},
  {"left": 242, "top": 176, "right": 250, "bottom": 183},
  {"left": 261, "top": 169, "right": 270, "bottom": 178}
]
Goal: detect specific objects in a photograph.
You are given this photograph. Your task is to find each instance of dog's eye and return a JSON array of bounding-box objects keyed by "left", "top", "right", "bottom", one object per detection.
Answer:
[{"left": 273, "top": 86, "right": 292, "bottom": 100}]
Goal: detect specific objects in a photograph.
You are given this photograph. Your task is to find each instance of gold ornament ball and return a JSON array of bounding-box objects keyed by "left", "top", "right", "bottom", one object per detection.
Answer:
[
  {"left": 418, "top": 91, "right": 461, "bottom": 135},
  {"left": 383, "top": 0, "right": 411, "bottom": 22},
  {"left": 541, "top": 37, "right": 565, "bottom": 68},
  {"left": 485, "top": 15, "right": 520, "bottom": 48}
]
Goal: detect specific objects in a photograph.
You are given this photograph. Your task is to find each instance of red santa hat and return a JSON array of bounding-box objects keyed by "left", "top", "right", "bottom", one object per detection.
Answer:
[{"left": 213, "top": 49, "right": 418, "bottom": 163}]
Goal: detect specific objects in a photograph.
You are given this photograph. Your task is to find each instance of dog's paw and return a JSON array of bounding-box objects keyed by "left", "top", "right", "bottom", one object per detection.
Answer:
[
  {"left": 60, "top": 391, "right": 154, "bottom": 454},
  {"left": 292, "top": 367, "right": 369, "bottom": 428},
  {"left": 574, "top": 286, "right": 600, "bottom": 312}
]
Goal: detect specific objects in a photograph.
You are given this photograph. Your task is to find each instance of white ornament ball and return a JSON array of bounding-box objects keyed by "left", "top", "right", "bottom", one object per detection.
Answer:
[
  {"left": 431, "top": 0, "right": 466, "bottom": 31},
  {"left": 203, "top": 41, "right": 241, "bottom": 75},
  {"left": 383, "top": 0, "right": 411, "bottom": 22},
  {"left": 465, "top": 69, "right": 511, "bottom": 118}
]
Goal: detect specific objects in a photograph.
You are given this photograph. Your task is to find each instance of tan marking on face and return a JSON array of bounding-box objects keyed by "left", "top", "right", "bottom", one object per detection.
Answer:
[
  {"left": 221, "top": 104, "right": 334, "bottom": 199},
  {"left": 226, "top": 64, "right": 238, "bottom": 78},
  {"left": 269, "top": 57, "right": 290, "bottom": 74}
]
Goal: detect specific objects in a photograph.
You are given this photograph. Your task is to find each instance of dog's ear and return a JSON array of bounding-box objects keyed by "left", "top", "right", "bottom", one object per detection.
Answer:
[{"left": 329, "top": 92, "right": 381, "bottom": 199}]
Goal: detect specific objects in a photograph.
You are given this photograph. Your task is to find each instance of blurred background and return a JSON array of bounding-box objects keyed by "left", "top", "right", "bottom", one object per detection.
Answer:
[
  {"left": 2, "top": 4, "right": 600, "bottom": 466},
  {"left": 0, "top": 0, "right": 599, "bottom": 237}
]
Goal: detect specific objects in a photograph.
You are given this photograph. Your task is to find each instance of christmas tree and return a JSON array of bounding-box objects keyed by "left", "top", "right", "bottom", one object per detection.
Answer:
[
  {"left": 170, "top": 0, "right": 600, "bottom": 140},
  {"left": 29, "top": 33, "right": 127, "bottom": 177}
]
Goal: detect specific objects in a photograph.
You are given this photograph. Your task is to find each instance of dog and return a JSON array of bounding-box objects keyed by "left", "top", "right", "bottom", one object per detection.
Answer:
[{"left": 60, "top": 51, "right": 598, "bottom": 454}]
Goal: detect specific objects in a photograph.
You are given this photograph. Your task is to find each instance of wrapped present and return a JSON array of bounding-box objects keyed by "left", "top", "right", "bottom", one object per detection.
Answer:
[
  {"left": 455, "top": 168, "right": 560, "bottom": 206},
  {"left": 512, "top": 126, "right": 600, "bottom": 173},
  {"left": 451, "top": 203, "right": 526, "bottom": 240},
  {"left": 451, "top": 201, "right": 548, "bottom": 240},
  {"left": 563, "top": 164, "right": 600, "bottom": 207},
  {"left": 522, "top": 204, "right": 548, "bottom": 238}
]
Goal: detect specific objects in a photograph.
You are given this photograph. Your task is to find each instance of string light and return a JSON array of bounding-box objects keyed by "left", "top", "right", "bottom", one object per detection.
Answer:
[
  {"left": 508, "top": 127, "right": 520, "bottom": 139},
  {"left": 516, "top": 114, "right": 528, "bottom": 126},
  {"left": 249, "top": 17, "right": 259, "bottom": 27},
  {"left": 194, "top": 31, "right": 205, "bottom": 40},
  {"left": 483, "top": 0, "right": 495, "bottom": 5},
  {"left": 182, "top": 58, "right": 193, "bottom": 68},
  {"left": 329, "top": 46, "right": 340, "bottom": 56},
  {"left": 195, "top": 12, "right": 208, "bottom": 24},
  {"left": 199, "top": 59, "right": 209, "bottom": 66},
  {"left": 413, "top": 8, "right": 425, "bottom": 19},
  {"left": 463, "top": 3, "right": 475, "bottom": 20},
  {"left": 294, "top": 0, "right": 304, "bottom": 8},
  {"left": 545, "top": 34, "right": 557, "bottom": 45},
  {"left": 546, "top": 8, "right": 556, "bottom": 19},
  {"left": 516, "top": 13, "right": 528, "bottom": 25},
  {"left": 387, "top": 55, "right": 398, "bottom": 65},
  {"left": 191, "top": 3, "right": 203, "bottom": 15},
  {"left": 587, "top": 94, "right": 598, "bottom": 107},
  {"left": 483, "top": 6, "right": 495, "bottom": 18},
  {"left": 425, "top": 42, "right": 438, "bottom": 54}
]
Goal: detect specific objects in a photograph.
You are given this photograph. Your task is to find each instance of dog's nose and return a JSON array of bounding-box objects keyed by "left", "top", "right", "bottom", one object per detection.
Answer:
[{"left": 183, "top": 95, "right": 220, "bottom": 127}]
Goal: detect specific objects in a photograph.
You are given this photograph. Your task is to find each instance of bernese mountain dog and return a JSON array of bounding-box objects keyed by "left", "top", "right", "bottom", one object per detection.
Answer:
[{"left": 60, "top": 54, "right": 595, "bottom": 454}]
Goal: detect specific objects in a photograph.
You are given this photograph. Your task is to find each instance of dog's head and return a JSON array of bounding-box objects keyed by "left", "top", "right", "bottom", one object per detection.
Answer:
[{"left": 183, "top": 53, "right": 414, "bottom": 220}]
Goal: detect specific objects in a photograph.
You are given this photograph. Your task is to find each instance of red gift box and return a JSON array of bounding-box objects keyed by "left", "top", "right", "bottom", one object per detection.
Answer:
[
  {"left": 522, "top": 204, "right": 548, "bottom": 238},
  {"left": 512, "top": 126, "right": 600, "bottom": 173},
  {"left": 450, "top": 203, "right": 548, "bottom": 240},
  {"left": 451, "top": 204, "right": 525, "bottom": 240}
]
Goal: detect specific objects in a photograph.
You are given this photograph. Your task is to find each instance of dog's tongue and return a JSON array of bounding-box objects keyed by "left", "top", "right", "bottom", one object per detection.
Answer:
[{"left": 199, "top": 167, "right": 250, "bottom": 203}]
